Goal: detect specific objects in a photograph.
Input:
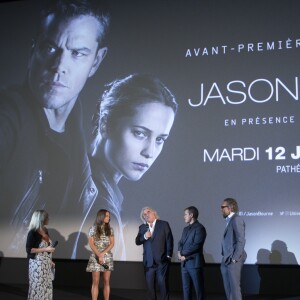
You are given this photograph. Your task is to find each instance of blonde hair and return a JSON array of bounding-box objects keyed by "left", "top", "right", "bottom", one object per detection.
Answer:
[
  {"left": 140, "top": 206, "right": 159, "bottom": 223},
  {"left": 28, "top": 210, "right": 48, "bottom": 231}
]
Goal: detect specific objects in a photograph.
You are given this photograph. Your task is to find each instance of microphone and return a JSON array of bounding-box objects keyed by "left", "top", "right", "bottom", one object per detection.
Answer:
[
  {"left": 47, "top": 241, "right": 58, "bottom": 254},
  {"left": 145, "top": 223, "right": 150, "bottom": 232}
]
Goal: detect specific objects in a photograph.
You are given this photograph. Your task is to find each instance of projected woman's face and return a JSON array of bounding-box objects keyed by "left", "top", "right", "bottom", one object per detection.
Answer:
[{"left": 103, "top": 102, "right": 175, "bottom": 182}]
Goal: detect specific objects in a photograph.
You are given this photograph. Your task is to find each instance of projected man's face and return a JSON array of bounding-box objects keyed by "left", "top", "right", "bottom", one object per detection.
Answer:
[
  {"left": 103, "top": 102, "right": 175, "bottom": 182},
  {"left": 28, "top": 14, "right": 106, "bottom": 110}
]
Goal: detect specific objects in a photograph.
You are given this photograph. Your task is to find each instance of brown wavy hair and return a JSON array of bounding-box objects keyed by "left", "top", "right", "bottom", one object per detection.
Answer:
[{"left": 94, "top": 209, "right": 111, "bottom": 238}]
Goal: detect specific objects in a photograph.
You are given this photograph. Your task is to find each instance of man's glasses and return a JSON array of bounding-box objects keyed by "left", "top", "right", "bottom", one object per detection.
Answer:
[{"left": 221, "top": 205, "right": 229, "bottom": 209}]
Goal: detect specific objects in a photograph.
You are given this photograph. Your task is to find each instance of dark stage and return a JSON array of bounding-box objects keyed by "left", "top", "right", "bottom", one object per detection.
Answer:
[
  {"left": 1, "top": 259, "right": 300, "bottom": 300},
  {"left": 1, "top": 284, "right": 300, "bottom": 300}
]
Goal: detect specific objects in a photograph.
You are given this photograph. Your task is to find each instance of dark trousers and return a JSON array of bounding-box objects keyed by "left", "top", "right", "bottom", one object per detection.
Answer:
[
  {"left": 220, "top": 259, "right": 244, "bottom": 300},
  {"left": 145, "top": 261, "right": 170, "bottom": 300},
  {"left": 181, "top": 266, "right": 205, "bottom": 300}
]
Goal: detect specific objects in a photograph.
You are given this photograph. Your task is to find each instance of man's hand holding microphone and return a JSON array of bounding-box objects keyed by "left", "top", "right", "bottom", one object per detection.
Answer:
[{"left": 144, "top": 223, "right": 152, "bottom": 240}]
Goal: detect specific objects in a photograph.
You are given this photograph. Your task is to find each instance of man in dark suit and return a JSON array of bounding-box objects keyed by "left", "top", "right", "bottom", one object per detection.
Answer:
[
  {"left": 220, "top": 198, "right": 247, "bottom": 300},
  {"left": 178, "top": 206, "right": 207, "bottom": 300},
  {"left": 135, "top": 206, "right": 174, "bottom": 300}
]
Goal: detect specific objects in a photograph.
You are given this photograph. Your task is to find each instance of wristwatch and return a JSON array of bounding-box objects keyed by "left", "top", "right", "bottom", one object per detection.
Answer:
[{"left": 232, "top": 259, "right": 237, "bottom": 263}]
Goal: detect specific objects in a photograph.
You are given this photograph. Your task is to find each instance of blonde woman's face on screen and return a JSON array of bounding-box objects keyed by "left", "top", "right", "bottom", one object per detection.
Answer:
[{"left": 104, "top": 102, "right": 175, "bottom": 181}]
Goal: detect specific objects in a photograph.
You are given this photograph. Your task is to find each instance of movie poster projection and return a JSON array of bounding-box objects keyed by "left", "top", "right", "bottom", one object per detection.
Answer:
[{"left": 0, "top": 0, "right": 299, "bottom": 265}]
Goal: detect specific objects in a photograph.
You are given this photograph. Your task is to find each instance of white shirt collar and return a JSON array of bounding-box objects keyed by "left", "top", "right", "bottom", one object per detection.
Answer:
[
  {"left": 148, "top": 218, "right": 157, "bottom": 227},
  {"left": 148, "top": 219, "right": 157, "bottom": 233},
  {"left": 227, "top": 212, "right": 235, "bottom": 219}
]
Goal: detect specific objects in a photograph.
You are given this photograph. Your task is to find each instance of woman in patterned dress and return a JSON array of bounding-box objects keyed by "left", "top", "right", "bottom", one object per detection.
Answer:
[
  {"left": 26, "top": 210, "right": 56, "bottom": 300},
  {"left": 86, "top": 209, "right": 114, "bottom": 300}
]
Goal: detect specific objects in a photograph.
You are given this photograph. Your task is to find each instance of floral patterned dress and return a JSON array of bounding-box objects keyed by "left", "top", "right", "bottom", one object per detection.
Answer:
[
  {"left": 86, "top": 225, "right": 114, "bottom": 272},
  {"left": 28, "top": 240, "right": 54, "bottom": 300}
]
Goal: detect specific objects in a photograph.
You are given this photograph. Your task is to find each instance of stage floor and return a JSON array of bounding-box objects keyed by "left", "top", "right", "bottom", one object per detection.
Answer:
[{"left": 1, "top": 284, "right": 299, "bottom": 300}]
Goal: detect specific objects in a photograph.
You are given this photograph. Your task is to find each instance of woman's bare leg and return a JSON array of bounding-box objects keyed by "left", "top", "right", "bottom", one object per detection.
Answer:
[
  {"left": 91, "top": 272, "right": 100, "bottom": 300},
  {"left": 102, "top": 271, "right": 111, "bottom": 300}
]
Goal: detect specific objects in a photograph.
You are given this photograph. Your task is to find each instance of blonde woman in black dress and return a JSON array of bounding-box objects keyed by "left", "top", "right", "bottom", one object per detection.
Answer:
[
  {"left": 26, "top": 210, "right": 55, "bottom": 300},
  {"left": 86, "top": 209, "right": 114, "bottom": 300}
]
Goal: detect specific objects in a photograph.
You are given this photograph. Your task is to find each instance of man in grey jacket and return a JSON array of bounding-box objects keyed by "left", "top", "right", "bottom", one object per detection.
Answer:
[{"left": 220, "top": 198, "right": 247, "bottom": 300}]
